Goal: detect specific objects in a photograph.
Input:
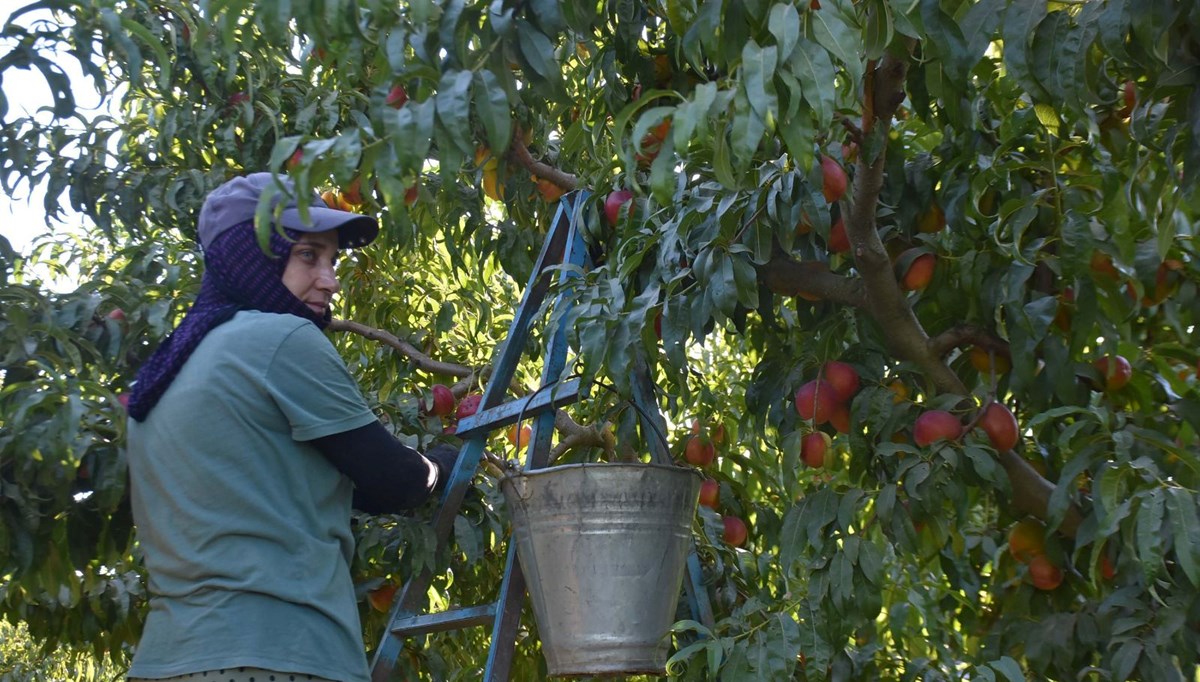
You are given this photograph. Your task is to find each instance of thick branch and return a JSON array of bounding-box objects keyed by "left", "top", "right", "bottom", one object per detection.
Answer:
[
  {"left": 845, "top": 53, "right": 962, "bottom": 392},
  {"left": 758, "top": 252, "right": 868, "bottom": 307},
  {"left": 846, "top": 49, "right": 1082, "bottom": 536},
  {"left": 548, "top": 416, "right": 612, "bottom": 463},
  {"left": 927, "top": 323, "right": 1012, "bottom": 361}
]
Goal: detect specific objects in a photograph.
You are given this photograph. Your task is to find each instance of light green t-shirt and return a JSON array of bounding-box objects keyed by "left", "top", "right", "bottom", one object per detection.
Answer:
[{"left": 126, "top": 311, "right": 378, "bottom": 682}]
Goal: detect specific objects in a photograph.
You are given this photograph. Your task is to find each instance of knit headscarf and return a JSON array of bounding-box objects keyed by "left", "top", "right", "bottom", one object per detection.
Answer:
[{"left": 127, "top": 221, "right": 330, "bottom": 421}]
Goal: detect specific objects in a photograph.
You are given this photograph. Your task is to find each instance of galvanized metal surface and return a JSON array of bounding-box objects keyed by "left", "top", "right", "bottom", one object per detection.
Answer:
[{"left": 502, "top": 462, "right": 702, "bottom": 677}]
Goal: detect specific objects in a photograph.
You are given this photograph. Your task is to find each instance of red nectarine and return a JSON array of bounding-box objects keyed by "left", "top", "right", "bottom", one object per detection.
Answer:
[{"left": 913, "top": 410, "right": 963, "bottom": 446}]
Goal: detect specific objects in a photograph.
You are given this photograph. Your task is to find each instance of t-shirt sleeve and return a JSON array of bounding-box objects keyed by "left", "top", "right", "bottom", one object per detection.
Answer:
[{"left": 265, "top": 321, "right": 378, "bottom": 441}]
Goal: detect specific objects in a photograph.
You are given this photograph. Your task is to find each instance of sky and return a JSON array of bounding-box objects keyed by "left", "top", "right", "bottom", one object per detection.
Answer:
[{"left": 1, "top": 0, "right": 103, "bottom": 258}]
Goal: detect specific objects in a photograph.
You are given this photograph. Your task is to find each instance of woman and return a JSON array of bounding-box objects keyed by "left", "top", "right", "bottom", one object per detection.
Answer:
[{"left": 125, "top": 173, "right": 458, "bottom": 682}]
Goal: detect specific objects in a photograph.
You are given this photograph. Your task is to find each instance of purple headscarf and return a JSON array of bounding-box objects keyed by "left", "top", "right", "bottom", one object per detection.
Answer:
[{"left": 127, "top": 221, "right": 329, "bottom": 421}]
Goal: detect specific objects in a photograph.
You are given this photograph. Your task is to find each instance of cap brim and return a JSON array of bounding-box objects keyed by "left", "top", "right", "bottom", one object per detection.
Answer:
[{"left": 279, "top": 206, "right": 379, "bottom": 249}]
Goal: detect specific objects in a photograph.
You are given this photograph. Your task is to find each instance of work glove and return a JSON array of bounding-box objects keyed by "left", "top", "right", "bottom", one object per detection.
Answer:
[{"left": 424, "top": 443, "right": 461, "bottom": 492}]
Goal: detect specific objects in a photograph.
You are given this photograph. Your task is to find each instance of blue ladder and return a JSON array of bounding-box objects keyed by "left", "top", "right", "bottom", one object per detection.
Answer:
[{"left": 369, "top": 191, "right": 713, "bottom": 681}]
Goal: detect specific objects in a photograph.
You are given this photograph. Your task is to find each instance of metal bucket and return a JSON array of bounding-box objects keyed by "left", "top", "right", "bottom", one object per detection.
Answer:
[{"left": 501, "top": 462, "right": 702, "bottom": 677}]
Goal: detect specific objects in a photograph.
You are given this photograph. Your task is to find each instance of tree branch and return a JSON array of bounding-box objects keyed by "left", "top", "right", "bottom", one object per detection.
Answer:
[
  {"left": 927, "top": 323, "right": 1012, "bottom": 361},
  {"left": 758, "top": 252, "right": 868, "bottom": 307},
  {"left": 845, "top": 52, "right": 962, "bottom": 391},
  {"left": 846, "top": 48, "right": 1083, "bottom": 537},
  {"left": 328, "top": 318, "right": 472, "bottom": 379},
  {"left": 548, "top": 417, "right": 612, "bottom": 463},
  {"left": 508, "top": 137, "right": 579, "bottom": 191}
]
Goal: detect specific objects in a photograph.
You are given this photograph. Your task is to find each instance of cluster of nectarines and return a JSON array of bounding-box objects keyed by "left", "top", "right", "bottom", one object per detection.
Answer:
[
  {"left": 913, "top": 400, "right": 1019, "bottom": 453},
  {"left": 697, "top": 476, "right": 747, "bottom": 548},
  {"left": 793, "top": 361, "right": 862, "bottom": 469},
  {"left": 682, "top": 420, "right": 747, "bottom": 547},
  {"left": 421, "top": 383, "right": 482, "bottom": 436},
  {"left": 1007, "top": 519, "right": 1064, "bottom": 591}
]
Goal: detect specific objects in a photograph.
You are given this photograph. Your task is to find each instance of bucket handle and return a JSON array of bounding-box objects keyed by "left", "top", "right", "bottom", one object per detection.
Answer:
[{"left": 500, "top": 374, "right": 678, "bottom": 500}]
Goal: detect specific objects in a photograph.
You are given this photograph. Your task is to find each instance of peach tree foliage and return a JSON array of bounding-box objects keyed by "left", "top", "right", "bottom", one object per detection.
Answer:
[{"left": 2, "top": 0, "right": 1199, "bottom": 679}]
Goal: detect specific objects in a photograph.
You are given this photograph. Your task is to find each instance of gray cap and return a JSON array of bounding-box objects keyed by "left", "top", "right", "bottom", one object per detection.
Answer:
[{"left": 197, "top": 172, "right": 379, "bottom": 250}]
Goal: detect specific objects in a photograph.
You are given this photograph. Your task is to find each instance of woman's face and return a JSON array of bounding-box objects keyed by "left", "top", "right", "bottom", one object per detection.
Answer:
[{"left": 282, "top": 229, "right": 341, "bottom": 316}]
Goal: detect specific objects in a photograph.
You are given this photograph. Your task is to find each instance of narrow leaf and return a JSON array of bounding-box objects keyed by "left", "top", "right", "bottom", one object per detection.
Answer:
[
  {"left": 741, "top": 40, "right": 779, "bottom": 126},
  {"left": 1166, "top": 488, "right": 1200, "bottom": 587},
  {"left": 1135, "top": 489, "right": 1165, "bottom": 582},
  {"left": 769, "top": 4, "right": 801, "bottom": 63},
  {"left": 436, "top": 70, "right": 475, "bottom": 157},
  {"left": 473, "top": 70, "right": 513, "bottom": 154}
]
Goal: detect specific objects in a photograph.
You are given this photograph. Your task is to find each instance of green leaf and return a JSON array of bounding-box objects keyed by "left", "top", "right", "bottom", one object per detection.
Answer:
[
  {"left": 1135, "top": 489, "right": 1165, "bottom": 582},
  {"left": 1048, "top": 443, "right": 1102, "bottom": 532},
  {"left": 1110, "top": 639, "right": 1141, "bottom": 681},
  {"left": 831, "top": 549, "right": 854, "bottom": 609},
  {"left": 809, "top": 4, "right": 863, "bottom": 87},
  {"left": 1025, "top": 405, "right": 1097, "bottom": 431},
  {"left": 806, "top": 487, "right": 839, "bottom": 550},
  {"left": 454, "top": 513, "right": 480, "bottom": 563},
  {"left": 473, "top": 70, "right": 513, "bottom": 154},
  {"left": 863, "top": 0, "right": 894, "bottom": 61},
  {"left": 709, "top": 253, "right": 738, "bottom": 317},
  {"left": 741, "top": 41, "right": 779, "bottom": 127},
  {"left": 790, "top": 40, "right": 836, "bottom": 129},
  {"left": 904, "top": 461, "right": 931, "bottom": 500},
  {"left": 963, "top": 445, "right": 1000, "bottom": 486},
  {"left": 515, "top": 19, "right": 558, "bottom": 85},
  {"left": 436, "top": 70, "right": 475, "bottom": 157},
  {"left": 731, "top": 252, "right": 758, "bottom": 309},
  {"left": 960, "top": 0, "right": 1004, "bottom": 64},
  {"left": 99, "top": 9, "right": 142, "bottom": 87},
  {"left": 673, "top": 82, "right": 718, "bottom": 150},
  {"left": 1165, "top": 488, "right": 1200, "bottom": 588},
  {"left": 777, "top": 82, "right": 815, "bottom": 169},
  {"left": 837, "top": 488, "right": 864, "bottom": 533},
  {"left": 526, "top": 0, "right": 566, "bottom": 33},
  {"left": 988, "top": 656, "right": 1025, "bottom": 682},
  {"left": 1001, "top": 0, "right": 1051, "bottom": 102},
  {"left": 919, "top": 0, "right": 970, "bottom": 83},
  {"left": 769, "top": 3, "right": 801, "bottom": 63},
  {"left": 875, "top": 483, "right": 897, "bottom": 524},
  {"left": 730, "top": 91, "right": 766, "bottom": 169},
  {"left": 388, "top": 97, "right": 436, "bottom": 173},
  {"left": 780, "top": 500, "right": 807, "bottom": 567},
  {"left": 859, "top": 538, "right": 884, "bottom": 585},
  {"left": 712, "top": 119, "right": 738, "bottom": 188}
]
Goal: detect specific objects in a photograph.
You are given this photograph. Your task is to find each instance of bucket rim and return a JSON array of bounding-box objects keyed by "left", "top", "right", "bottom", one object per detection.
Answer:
[{"left": 499, "top": 460, "right": 703, "bottom": 484}]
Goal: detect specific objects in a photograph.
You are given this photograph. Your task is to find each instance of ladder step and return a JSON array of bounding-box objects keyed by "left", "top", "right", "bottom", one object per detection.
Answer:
[
  {"left": 455, "top": 377, "right": 584, "bottom": 437},
  {"left": 389, "top": 604, "right": 498, "bottom": 636}
]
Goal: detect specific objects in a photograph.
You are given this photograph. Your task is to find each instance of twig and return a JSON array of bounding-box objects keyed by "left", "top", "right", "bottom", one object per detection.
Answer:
[{"left": 835, "top": 113, "right": 864, "bottom": 146}]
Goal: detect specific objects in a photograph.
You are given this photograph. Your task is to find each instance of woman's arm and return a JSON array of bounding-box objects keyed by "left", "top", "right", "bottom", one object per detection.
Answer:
[{"left": 310, "top": 421, "right": 459, "bottom": 514}]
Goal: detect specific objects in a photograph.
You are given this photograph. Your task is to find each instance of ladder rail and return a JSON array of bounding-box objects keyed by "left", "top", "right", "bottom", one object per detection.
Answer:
[
  {"left": 370, "top": 191, "right": 715, "bottom": 681},
  {"left": 370, "top": 194, "right": 585, "bottom": 681}
]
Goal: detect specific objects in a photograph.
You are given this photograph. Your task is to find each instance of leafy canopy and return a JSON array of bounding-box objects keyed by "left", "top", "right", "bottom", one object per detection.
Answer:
[{"left": 1, "top": 0, "right": 1199, "bottom": 679}]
